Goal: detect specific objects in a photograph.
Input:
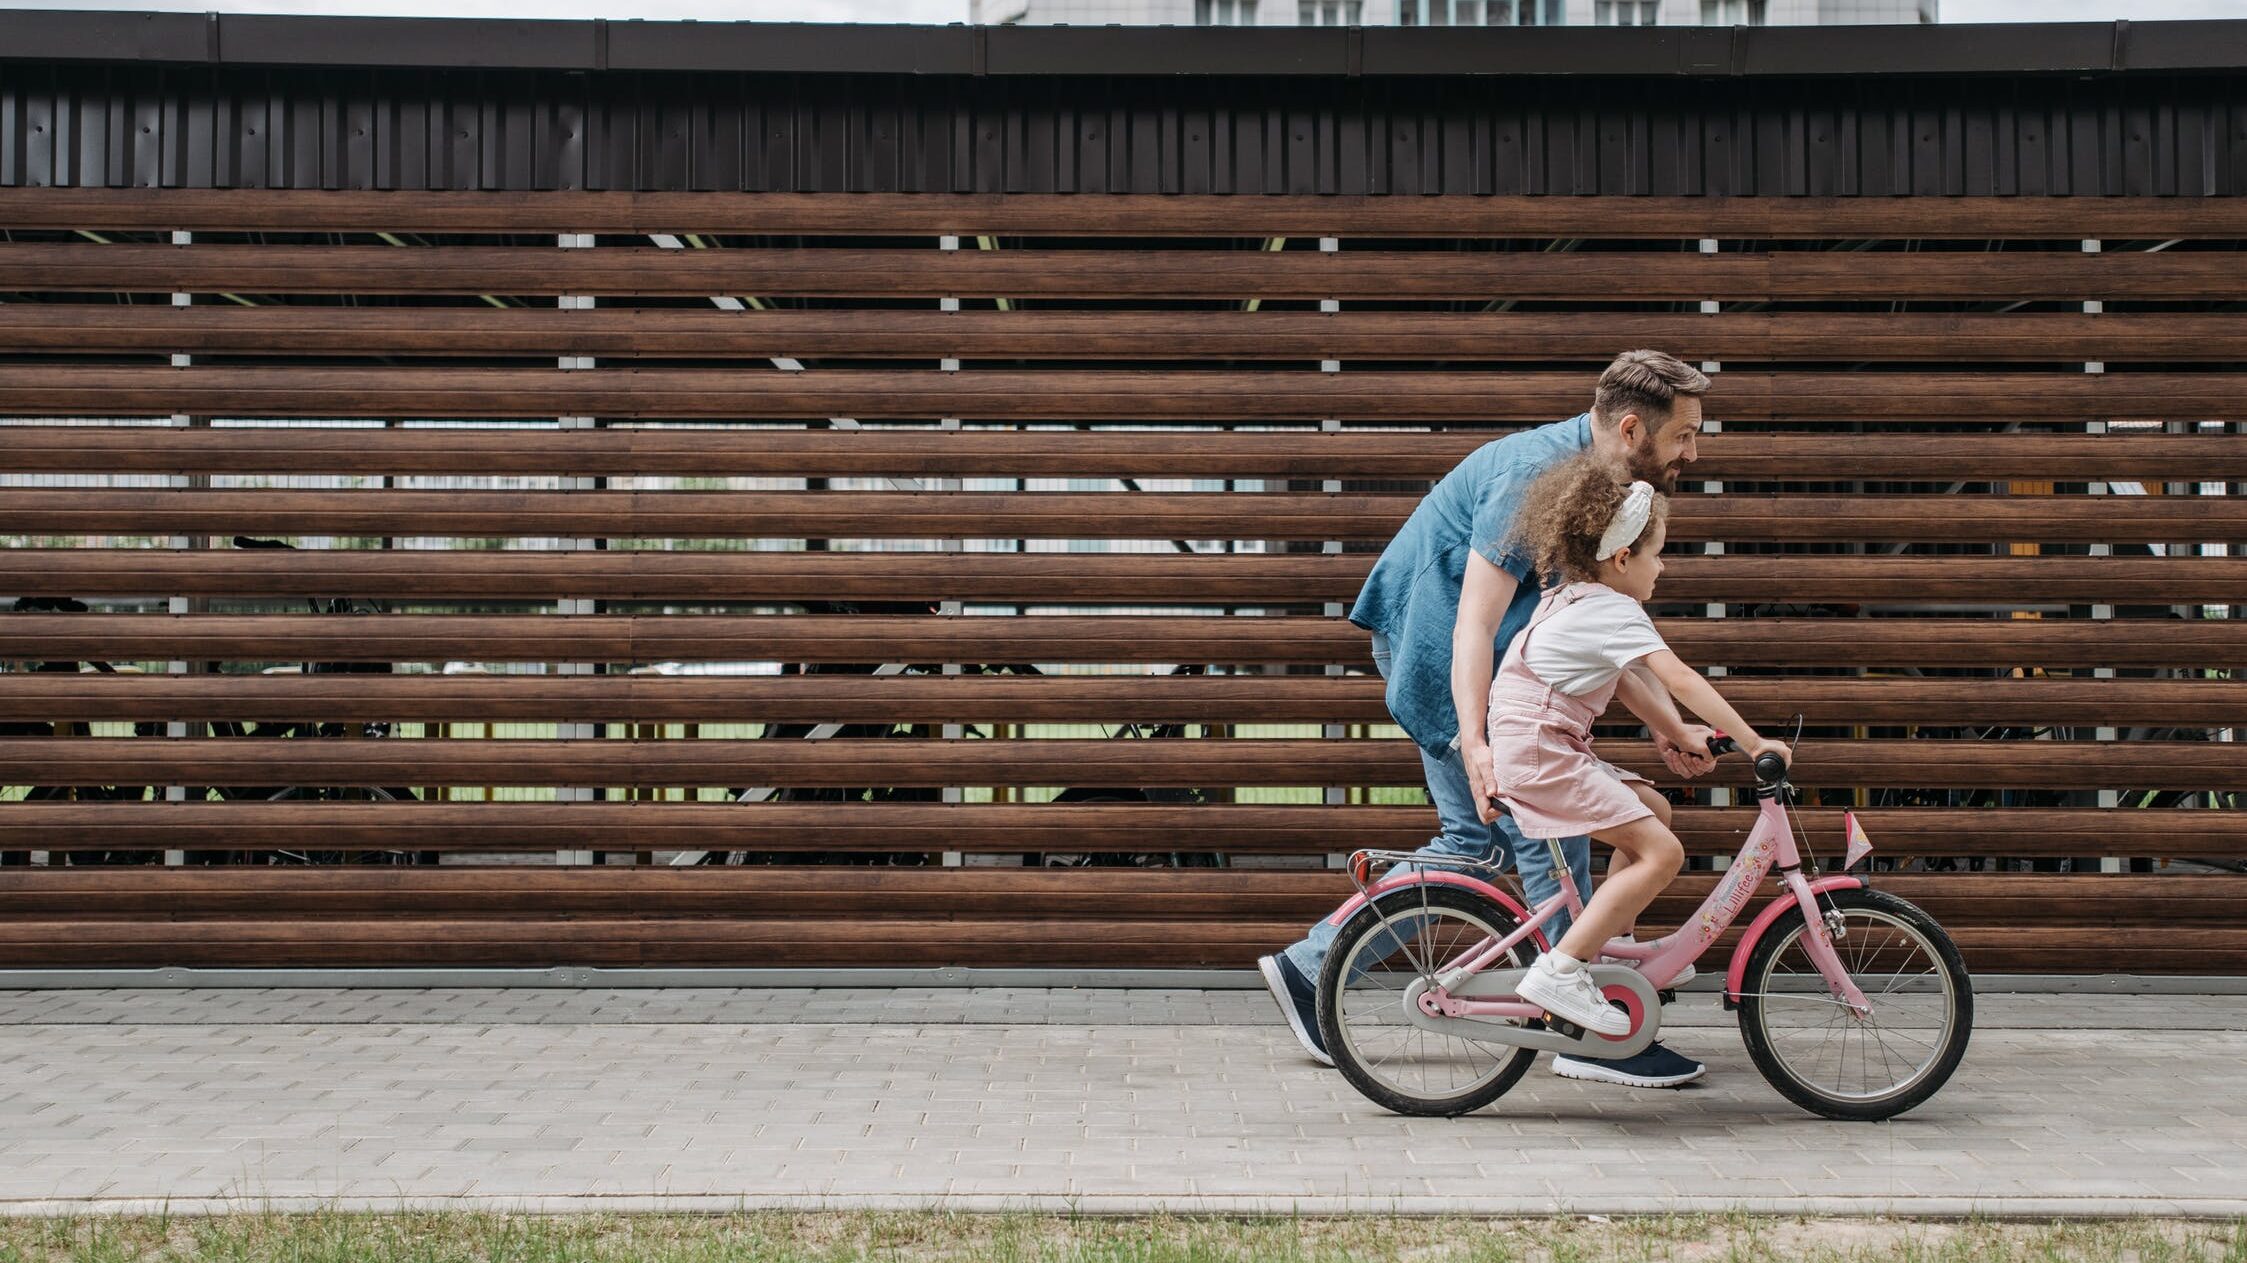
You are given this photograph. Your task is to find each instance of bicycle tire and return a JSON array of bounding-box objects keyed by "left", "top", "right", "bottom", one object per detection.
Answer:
[
  {"left": 1736, "top": 888, "right": 1973, "bottom": 1122},
  {"left": 1316, "top": 884, "right": 1538, "bottom": 1118}
]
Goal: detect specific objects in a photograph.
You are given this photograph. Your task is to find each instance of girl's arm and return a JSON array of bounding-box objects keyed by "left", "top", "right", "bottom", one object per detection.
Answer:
[
  {"left": 1642, "top": 649, "right": 1792, "bottom": 764},
  {"left": 1612, "top": 664, "right": 1691, "bottom": 745},
  {"left": 1614, "top": 664, "right": 1719, "bottom": 776}
]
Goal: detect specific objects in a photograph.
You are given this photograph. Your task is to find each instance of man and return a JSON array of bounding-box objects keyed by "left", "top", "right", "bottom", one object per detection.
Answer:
[{"left": 1260, "top": 349, "right": 1718, "bottom": 1089}]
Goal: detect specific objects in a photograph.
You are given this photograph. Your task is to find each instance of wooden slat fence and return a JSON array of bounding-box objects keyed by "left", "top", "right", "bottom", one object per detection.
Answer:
[{"left": 0, "top": 188, "right": 2240, "bottom": 973}]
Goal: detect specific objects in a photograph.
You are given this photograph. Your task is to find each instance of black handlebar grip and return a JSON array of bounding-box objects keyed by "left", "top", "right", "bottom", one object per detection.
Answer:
[{"left": 1706, "top": 735, "right": 1788, "bottom": 782}]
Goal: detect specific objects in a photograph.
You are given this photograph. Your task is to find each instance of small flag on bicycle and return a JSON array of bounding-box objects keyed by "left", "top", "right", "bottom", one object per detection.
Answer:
[{"left": 1842, "top": 811, "right": 1874, "bottom": 870}]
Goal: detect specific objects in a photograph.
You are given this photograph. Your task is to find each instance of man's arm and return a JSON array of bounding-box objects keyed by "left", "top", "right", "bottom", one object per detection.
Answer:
[{"left": 1452, "top": 550, "right": 1519, "bottom": 826}]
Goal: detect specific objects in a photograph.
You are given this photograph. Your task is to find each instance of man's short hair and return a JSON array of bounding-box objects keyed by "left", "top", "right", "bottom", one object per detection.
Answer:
[{"left": 1594, "top": 349, "right": 1710, "bottom": 429}]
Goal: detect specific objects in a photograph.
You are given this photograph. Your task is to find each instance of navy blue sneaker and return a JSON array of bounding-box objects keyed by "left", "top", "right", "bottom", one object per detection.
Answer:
[
  {"left": 1553, "top": 1041, "right": 1705, "bottom": 1088},
  {"left": 1257, "top": 954, "right": 1332, "bottom": 1067}
]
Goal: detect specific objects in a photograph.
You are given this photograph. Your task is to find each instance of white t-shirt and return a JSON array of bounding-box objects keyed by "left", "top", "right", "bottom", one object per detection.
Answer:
[{"left": 1520, "top": 583, "right": 1669, "bottom": 696}]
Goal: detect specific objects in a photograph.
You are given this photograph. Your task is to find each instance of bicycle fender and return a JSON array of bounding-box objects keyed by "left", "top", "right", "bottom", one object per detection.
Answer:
[
  {"left": 1324, "top": 871, "right": 1546, "bottom": 951},
  {"left": 1724, "top": 874, "right": 1866, "bottom": 1003}
]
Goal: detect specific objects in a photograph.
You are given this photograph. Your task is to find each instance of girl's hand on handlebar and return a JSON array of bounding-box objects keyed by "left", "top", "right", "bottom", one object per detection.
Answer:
[
  {"left": 1750, "top": 738, "right": 1792, "bottom": 768},
  {"left": 1657, "top": 726, "right": 1719, "bottom": 778}
]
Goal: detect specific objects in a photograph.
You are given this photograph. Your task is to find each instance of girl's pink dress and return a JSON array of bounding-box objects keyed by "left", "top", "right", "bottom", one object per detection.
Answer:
[{"left": 1486, "top": 582, "right": 1658, "bottom": 840}]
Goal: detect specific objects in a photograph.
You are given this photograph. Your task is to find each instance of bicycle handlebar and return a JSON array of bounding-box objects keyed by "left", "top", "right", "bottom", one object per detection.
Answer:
[{"left": 1705, "top": 734, "right": 1790, "bottom": 784}]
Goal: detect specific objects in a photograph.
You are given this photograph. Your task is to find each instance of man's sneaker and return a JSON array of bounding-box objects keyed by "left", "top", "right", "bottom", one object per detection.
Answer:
[
  {"left": 1553, "top": 1041, "right": 1707, "bottom": 1089},
  {"left": 1517, "top": 957, "right": 1631, "bottom": 1037},
  {"left": 1257, "top": 954, "right": 1332, "bottom": 1067}
]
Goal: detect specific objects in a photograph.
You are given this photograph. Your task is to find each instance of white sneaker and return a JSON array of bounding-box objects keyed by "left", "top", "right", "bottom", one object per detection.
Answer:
[
  {"left": 1598, "top": 940, "right": 1695, "bottom": 989},
  {"left": 1518, "top": 957, "right": 1631, "bottom": 1038}
]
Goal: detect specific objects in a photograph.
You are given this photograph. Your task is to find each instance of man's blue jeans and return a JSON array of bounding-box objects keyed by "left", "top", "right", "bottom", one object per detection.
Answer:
[{"left": 1281, "top": 636, "right": 1592, "bottom": 985}]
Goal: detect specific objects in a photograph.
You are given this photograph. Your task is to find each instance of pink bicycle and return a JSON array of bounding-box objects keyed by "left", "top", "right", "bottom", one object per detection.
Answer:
[{"left": 1317, "top": 730, "right": 1973, "bottom": 1121}]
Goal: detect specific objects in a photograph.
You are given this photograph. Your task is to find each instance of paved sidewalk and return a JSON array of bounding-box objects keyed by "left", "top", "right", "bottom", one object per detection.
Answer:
[{"left": 0, "top": 988, "right": 2239, "bottom": 1216}]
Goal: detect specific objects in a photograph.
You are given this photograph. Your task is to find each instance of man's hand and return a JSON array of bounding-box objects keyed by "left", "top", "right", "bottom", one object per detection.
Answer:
[
  {"left": 1656, "top": 725, "right": 1719, "bottom": 779},
  {"left": 1460, "top": 736, "right": 1505, "bottom": 824}
]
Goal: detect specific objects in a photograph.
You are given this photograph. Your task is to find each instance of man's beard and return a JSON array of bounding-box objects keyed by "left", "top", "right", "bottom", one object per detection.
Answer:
[{"left": 1623, "top": 435, "right": 1682, "bottom": 493}]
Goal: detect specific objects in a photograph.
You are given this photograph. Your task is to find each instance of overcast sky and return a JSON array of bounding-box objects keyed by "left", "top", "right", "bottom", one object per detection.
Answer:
[{"left": 6, "top": 0, "right": 2243, "bottom": 29}]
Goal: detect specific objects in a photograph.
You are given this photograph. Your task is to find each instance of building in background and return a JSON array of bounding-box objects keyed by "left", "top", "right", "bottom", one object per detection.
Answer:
[{"left": 973, "top": 0, "right": 1931, "bottom": 29}]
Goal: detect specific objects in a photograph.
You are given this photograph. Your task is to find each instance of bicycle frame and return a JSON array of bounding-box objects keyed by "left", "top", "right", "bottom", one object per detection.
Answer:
[{"left": 1410, "top": 789, "right": 1874, "bottom": 1025}]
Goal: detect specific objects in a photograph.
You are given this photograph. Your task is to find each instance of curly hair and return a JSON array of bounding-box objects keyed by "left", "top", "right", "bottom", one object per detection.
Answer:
[{"left": 1505, "top": 452, "right": 1670, "bottom": 586}]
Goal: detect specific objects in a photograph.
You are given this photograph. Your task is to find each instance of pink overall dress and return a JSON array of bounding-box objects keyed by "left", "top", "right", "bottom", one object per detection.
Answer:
[{"left": 1486, "top": 582, "right": 1658, "bottom": 841}]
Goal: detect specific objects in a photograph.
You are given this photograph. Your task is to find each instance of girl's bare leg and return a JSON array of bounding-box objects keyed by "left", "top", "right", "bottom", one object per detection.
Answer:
[{"left": 1554, "top": 785, "right": 1681, "bottom": 962}]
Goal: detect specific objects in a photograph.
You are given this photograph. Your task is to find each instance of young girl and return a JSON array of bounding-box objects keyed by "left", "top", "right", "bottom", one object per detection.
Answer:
[{"left": 1491, "top": 453, "right": 1790, "bottom": 1037}]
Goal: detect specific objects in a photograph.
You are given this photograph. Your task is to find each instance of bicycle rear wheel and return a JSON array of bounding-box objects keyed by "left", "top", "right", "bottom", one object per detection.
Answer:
[
  {"left": 1736, "top": 888, "right": 1972, "bottom": 1121},
  {"left": 1316, "top": 884, "right": 1538, "bottom": 1118}
]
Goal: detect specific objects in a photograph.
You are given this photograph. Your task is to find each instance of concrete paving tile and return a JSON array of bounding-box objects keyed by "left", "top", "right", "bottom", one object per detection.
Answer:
[{"left": 0, "top": 988, "right": 2239, "bottom": 1212}]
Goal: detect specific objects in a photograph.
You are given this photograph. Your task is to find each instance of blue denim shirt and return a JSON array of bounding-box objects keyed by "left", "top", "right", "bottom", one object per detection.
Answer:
[{"left": 1347, "top": 414, "right": 1594, "bottom": 756}]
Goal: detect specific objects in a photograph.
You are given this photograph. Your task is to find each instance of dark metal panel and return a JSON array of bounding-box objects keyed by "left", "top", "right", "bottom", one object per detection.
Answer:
[
  {"left": 609, "top": 22, "right": 970, "bottom": 76},
  {"left": 1806, "top": 99, "right": 1840, "bottom": 198},
  {"left": 220, "top": 15, "right": 597, "bottom": 72},
  {"left": 341, "top": 78, "right": 375, "bottom": 190},
  {"left": 21, "top": 76, "right": 54, "bottom": 188},
  {"left": 650, "top": 88, "right": 692, "bottom": 191},
  {"left": 865, "top": 78, "right": 906, "bottom": 195},
  {"left": 1741, "top": 22, "right": 2113, "bottom": 76},
  {"left": 2227, "top": 90, "right": 2247, "bottom": 196},
  {"left": 0, "top": 10, "right": 209, "bottom": 65},
  {"left": 2175, "top": 90, "right": 2208, "bottom": 197},
  {"left": 988, "top": 26, "right": 1345, "bottom": 77},
  {"left": 590, "top": 78, "right": 635, "bottom": 192},
  {"left": 10, "top": 10, "right": 2247, "bottom": 79},
  {"left": 2123, "top": 93, "right": 2155, "bottom": 195},
  {"left": 285, "top": 77, "right": 320, "bottom": 189},
  {"left": 1176, "top": 95, "right": 1208, "bottom": 198},
  {"left": 2016, "top": 95, "right": 2049, "bottom": 196},
  {"left": 4, "top": 54, "right": 2243, "bottom": 197},
  {"left": 1595, "top": 98, "right": 1632, "bottom": 197},
  {"left": 1961, "top": 97, "right": 1996, "bottom": 196},
  {"left": 2126, "top": 21, "right": 2247, "bottom": 72},
  {"left": 1362, "top": 26, "right": 1687, "bottom": 77},
  {"left": 1487, "top": 92, "right": 1523, "bottom": 196}
]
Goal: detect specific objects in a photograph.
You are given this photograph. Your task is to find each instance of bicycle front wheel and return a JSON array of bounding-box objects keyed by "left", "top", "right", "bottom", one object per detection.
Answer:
[
  {"left": 1736, "top": 888, "right": 1973, "bottom": 1121},
  {"left": 1316, "top": 884, "right": 1538, "bottom": 1118}
]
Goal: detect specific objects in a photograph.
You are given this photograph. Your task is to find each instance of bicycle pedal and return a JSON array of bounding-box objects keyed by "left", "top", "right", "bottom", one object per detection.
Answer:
[{"left": 1543, "top": 1014, "right": 1585, "bottom": 1040}]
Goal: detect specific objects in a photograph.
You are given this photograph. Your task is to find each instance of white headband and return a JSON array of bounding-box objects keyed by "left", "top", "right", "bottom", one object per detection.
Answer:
[{"left": 1595, "top": 481, "right": 1657, "bottom": 561}]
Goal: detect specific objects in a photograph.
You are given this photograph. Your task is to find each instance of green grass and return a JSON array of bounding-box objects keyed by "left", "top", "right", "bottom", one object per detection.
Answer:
[{"left": 0, "top": 1214, "right": 2241, "bottom": 1263}]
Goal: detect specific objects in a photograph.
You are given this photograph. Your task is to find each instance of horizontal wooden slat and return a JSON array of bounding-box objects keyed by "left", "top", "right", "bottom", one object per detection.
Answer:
[
  {"left": 3, "top": 917, "right": 2241, "bottom": 971},
  {"left": 0, "top": 869, "right": 2235, "bottom": 970},
  {"left": 2, "top": 614, "right": 2241, "bottom": 668},
  {"left": 7, "top": 306, "right": 2245, "bottom": 363},
  {"left": 0, "top": 870, "right": 2229, "bottom": 923},
  {"left": 1, "top": 915, "right": 2236, "bottom": 970},
  {"left": 3, "top": 737, "right": 2241, "bottom": 790},
  {"left": 7, "top": 426, "right": 2247, "bottom": 483},
  {"left": 5, "top": 489, "right": 2243, "bottom": 543},
  {"left": 4, "top": 673, "right": 2242, "bottom": 729},
  {"left": 7, "top": 244, "right": 2241, "bottom": 301},
  {"left": 5, "top": 549, "right": 2246, "bottom": 607},
  {"left": 5, "top": 803, "right": 2240, "bottom": 859},
  {"left": 6, "top": 366, "right": 2242, "bottom": 423},
  {"left": 0, "top": 915, "right": 1310, "bottom": 968},
  {"left": 10, "top": 189, "right": 2247, "bottom": 239}
]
